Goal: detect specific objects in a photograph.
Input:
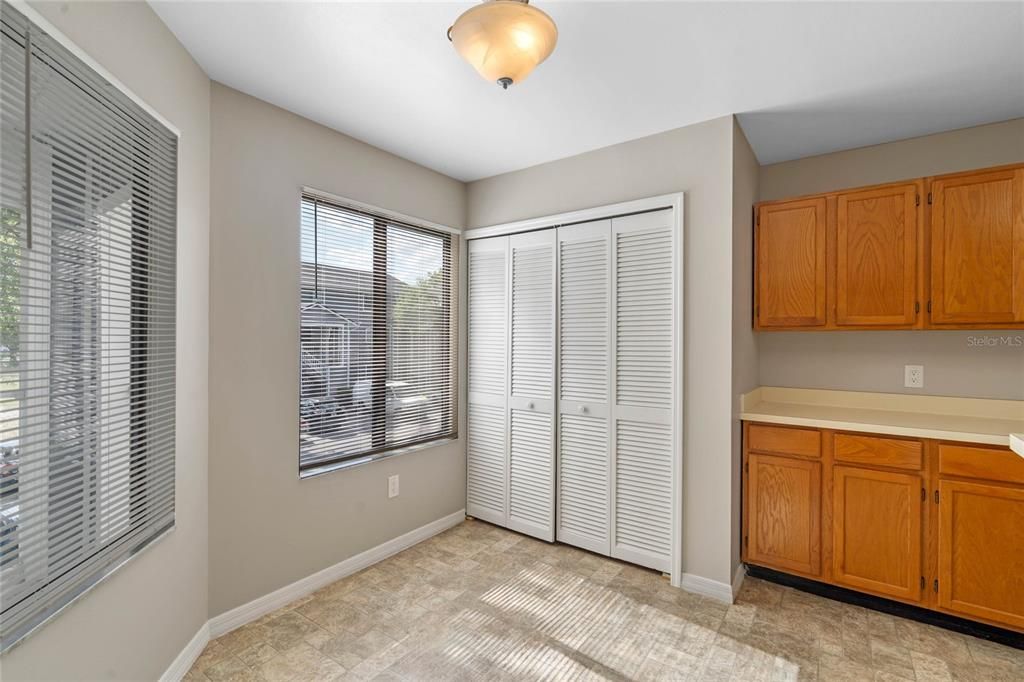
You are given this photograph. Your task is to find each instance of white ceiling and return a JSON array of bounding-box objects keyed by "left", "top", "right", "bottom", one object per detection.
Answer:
[{"left": 151, "top": 1, "right": 1024, "bottom": 182}]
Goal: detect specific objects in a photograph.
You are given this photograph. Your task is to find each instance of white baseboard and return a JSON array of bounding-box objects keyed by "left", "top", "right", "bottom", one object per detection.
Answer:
[
  {"left": 679, "top": 570, "right": 737, "bottom": 604},
  {"left": 208, "top": 509, "right": 466, "bottom": 638},
  {"left": 160, "top": 621, "right": 210, "bottom": 682}
]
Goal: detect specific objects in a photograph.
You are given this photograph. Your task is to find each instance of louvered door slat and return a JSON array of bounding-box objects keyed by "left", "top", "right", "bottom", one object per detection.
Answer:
[
  {"left": 560, "top": 238, "right": 609, "bottom": 402},
  {"left": 511, "top": 244, "right": 553, "bottom": 399},
  {"left": 615, "top": 228, "right": 673, "bottom": 409},
  {"left": 466, "top": 403, "right": 506, "bottom": 525},
  {"left": 508, "top": 409, "right": 554, "bottom": 538},
  {"left": 558, "top": 414, "right": 609, "bottom": 553},
  {"left": 469, "top": 246, "right": 507, "bottom": 396},
  {"left": 614, "top": 420, "right": 672, "bottom": 569}
]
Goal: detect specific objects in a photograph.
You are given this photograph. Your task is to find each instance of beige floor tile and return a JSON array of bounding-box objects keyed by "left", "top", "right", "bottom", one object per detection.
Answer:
[{"left": 185, "top": 521, "right": 1023, "bottom": 682}]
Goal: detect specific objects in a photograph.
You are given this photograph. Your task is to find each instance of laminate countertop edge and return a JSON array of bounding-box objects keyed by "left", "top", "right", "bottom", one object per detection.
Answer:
[
  {"left": 740, "top": 411, "right": 1013, "bottom": 447},
  {"left": 740, "top": 387, "right": 1024, "bottom": 451}
]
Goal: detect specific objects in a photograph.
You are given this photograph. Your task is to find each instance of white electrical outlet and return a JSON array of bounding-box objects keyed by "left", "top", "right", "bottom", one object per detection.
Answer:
[
  {"left": 904, "top": 365, "right": 924, "bottom": 389},
  {"left": 388, "top": 475, "right": 399, "bottom": 499}
]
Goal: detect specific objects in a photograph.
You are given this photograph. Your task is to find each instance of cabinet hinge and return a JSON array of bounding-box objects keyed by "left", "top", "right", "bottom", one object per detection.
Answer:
[
  {"left": 920, "top": 576, "right": 925, "bottom": 590},
  {"left": 744, "top": 534, "right": 749, "bottom": 547},
  {"left": 934, "top": 489, "right": 940, "bottom": 504},
  {"left": 934, "top": 579, "right": 939, "bottom": 593},
  {"left": 756, "top": 214, "right": 760, "bottom": 226},
  {"left": 915, "top": 195, "right": 920, "bottom": 207},
  {"left": 745, "top": 461, "right": 750, "bottom": 473},
  {"left": 927, "top": 192, "right": 933, "bottom": 205}
]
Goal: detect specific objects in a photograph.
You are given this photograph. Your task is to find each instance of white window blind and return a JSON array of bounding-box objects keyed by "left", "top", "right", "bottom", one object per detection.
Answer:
[
  {"left": 300, "top": 195, "right": 456, "bottom": 472},
  {"left": 0, "top": 3, "right": 177, "bottom": 651}
]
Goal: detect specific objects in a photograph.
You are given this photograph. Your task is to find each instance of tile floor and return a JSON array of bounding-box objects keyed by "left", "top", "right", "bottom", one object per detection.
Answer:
[{"left": 187, "top": 520, "right": 1023, "bottom": 681}]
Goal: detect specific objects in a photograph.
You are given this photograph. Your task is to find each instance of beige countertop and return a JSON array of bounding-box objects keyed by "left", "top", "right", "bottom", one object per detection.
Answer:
[{"left": 741, "top": 387, "right": 1024, "bottom": 448}]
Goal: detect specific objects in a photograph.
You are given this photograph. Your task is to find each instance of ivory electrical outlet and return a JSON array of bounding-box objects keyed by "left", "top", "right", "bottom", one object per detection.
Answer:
[
  {"left": 388, "top": 475, "right": 400, "bottom": 498},
  {"left": 904, "top": 365, "right": 924, "bottom": 389}
]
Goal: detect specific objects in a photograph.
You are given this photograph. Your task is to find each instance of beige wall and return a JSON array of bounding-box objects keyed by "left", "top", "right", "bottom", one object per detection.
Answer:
[
  {"left": 759, "top": 118, "right": 1024, "bottom": 201},
  {"left": 757, "top": 119, "right": 1024, "bottom": 401},
  {"left": 208, "top": 84, "right": 467, "bottom": 617},
  {"left": 467, "top": 117, "right": 738, "bottom": 587},
  {"left": 730, "top": 120, "right": 759, "bottom": 574},
  {"left": 759, "top": 331, "right": 1024, "bottom": 400},
  {"left": 0, "top": 2, "right": 211, "bottom": 680}
]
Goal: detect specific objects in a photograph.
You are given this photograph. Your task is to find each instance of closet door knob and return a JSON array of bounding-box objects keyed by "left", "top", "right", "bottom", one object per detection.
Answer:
[
  {"left": 528, "top": 402, "right": 535, "bottom": 410},
  {"left": 578, "top": 405, "right": 587, "bottom": 414}
]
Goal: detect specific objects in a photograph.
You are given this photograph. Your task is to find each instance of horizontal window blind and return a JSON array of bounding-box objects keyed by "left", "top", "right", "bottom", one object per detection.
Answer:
[
  {"left": 0, "top": 2, "right": 177, "bottom": 651},
  {"left": 300, "top": 195, "right": 456, "bottom": 472}
]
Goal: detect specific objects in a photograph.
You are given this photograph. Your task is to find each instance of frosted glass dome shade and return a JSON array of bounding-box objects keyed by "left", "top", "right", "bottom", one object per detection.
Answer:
[{"left": 449, "top": 0, "right": 558, "bottom": 88}]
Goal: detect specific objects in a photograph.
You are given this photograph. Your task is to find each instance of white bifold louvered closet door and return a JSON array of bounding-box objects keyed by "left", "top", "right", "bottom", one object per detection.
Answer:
[
  {"left": 466, "top": 232, "right": 556, "bottom": 542},
  {"left": 556, "top": 220, "right": 612, "bottom": 556},
  {"left": 610, "top": 210, "right": 676, "bottom": 573},
  {"left": 466, "top": 237, "right": 509, "bottom": 527},
  {"left": 507, "top": 231, "right": 556, "bottom": 541},
  {"left": 556, "top": 210, "right": 676, "bottom": 573},
  {"left": 467, "top": 206, "right": 676, "bottom": 572}
]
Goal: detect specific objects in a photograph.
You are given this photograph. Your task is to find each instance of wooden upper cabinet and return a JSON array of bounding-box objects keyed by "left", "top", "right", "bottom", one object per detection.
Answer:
[
  {"left": 836, "top": 183, "right": 921, "bottom": 327},
  {"left": 753, "top": 163, "right": 1023, "bottom": 331},
  {"left": 937, "top": 479, "right": 1024, "bottom": 630},
  {"left": 746, "top": 452, "right": 821, "bottom": 576},
  {"left": 755, "top": 198, "right": 828, "bottom": 328},
  {"left": 930, "top": 167, "right": 1024, "bottom": 325},
  {"left": 832, "top": 466, "right": 923, "bottom": 603}
]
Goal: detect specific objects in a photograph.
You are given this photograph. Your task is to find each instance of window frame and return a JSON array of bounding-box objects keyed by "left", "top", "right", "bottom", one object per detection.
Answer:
[{"left": 298, "top": 189, "right": 459, "bottom": 477}]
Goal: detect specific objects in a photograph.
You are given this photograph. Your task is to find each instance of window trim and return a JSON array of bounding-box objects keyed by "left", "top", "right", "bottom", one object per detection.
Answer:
[
  {"left": 8, "top": 1, "right": 180, "bottom": 137},
  {"left": 298, "top": 190, "right": 460, "bottom": 476}
]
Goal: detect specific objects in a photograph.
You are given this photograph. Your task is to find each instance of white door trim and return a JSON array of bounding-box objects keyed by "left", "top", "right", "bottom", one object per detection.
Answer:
[{"left": 465, "top": 194, "right": 683, "bottom": 240}]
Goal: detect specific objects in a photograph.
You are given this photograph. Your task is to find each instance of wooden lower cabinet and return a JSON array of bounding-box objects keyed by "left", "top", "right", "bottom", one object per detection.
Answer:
[
  {"left": 746, "top": 453, "right": 821, "bottom": 577},
  {"left": 832, "top": 466, "right": 922, "bottom": 602},
  {"left": 936, "top": 479, "right": 1024, "bottom": 630},
  {"left": 743, "top": 422, "right": 1024, "bottom": 633}
]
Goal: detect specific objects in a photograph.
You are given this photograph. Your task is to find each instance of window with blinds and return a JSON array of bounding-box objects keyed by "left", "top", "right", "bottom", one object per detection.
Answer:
[
  {"left": 0, "top": 3, "right": 177, "bottom": 651},
  {"left": 300, "top": 195, "right": 456, "bottom": 473}
]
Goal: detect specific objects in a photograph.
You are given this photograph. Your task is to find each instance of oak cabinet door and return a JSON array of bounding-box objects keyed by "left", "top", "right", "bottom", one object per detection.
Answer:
[
  {"left": 832, "top": 466, "right": 923, "bottom": 602},
  {"left": 937, "top": 480, "right": 1024, "bottom": 630},
  {"left": 930, "top": 167, "right": 1024, "bottom": 325},
  {"left": 836, "top": 184, "right": 919, "bottom": 327},
  {"left": 756, "top": 198, "right": 828, "bottom": 328},
  {"left": 747, "top": 453, "right": 821, "bottom": 576}
]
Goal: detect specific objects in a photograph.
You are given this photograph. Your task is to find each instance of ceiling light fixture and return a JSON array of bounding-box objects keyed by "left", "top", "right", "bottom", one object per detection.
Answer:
[{"left": 448, "top": 0, "right": 558, "bottom": 90}]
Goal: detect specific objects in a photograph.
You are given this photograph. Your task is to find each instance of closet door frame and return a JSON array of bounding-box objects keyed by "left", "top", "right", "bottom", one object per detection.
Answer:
[{"left": 467, "top": 193, "right": 684, "bottom": 587}]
